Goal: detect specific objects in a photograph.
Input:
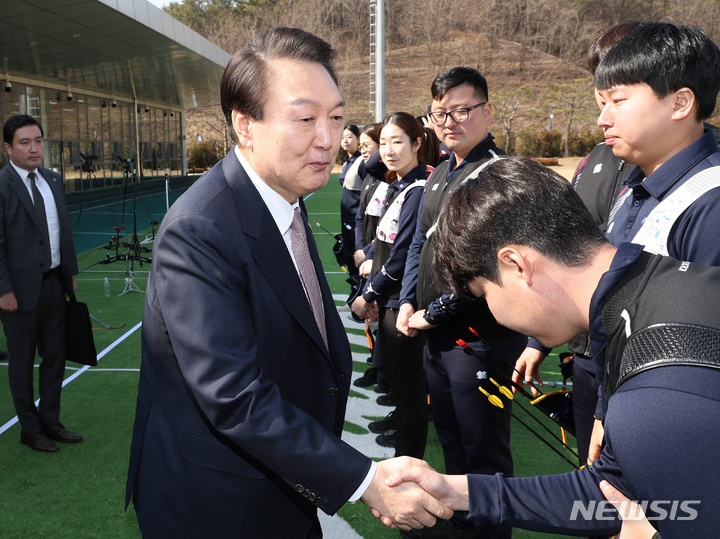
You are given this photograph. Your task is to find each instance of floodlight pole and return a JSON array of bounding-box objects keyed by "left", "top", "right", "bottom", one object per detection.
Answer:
[{"left": 375, "top": 0, "right": 386, "bottom": 122}]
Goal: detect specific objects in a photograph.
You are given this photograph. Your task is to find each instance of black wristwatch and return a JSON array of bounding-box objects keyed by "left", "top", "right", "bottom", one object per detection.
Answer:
[{"left": 423, "top": 311, "right": 438, "bottom": 325}]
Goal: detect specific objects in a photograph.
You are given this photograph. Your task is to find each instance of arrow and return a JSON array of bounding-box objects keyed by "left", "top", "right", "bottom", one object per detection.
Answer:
[
  {"left": 459, "top": 338, "right": 582, "bottom": 466},
  {"left": 90, "top": 315, "right": 127, "bottom": 330},
  {"left": 491, "top": 378, "right": 514, "bottom": 400},
  {"left": 480, "top": 386, "right": 581, "bottom": 470},
  {"left": 457, "top": 339, "right": 535, "bottom": 398},
  {"left": 478, "top": 385, "right": 504, "bottom": 408}
]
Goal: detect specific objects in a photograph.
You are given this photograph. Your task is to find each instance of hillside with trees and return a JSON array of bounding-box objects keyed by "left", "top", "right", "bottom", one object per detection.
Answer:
[{"left": 174, "top": 0, "right": 720, "bottom": 164}]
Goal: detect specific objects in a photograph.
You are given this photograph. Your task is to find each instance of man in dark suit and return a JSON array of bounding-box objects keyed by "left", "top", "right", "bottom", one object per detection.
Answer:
[
  {"left": 0, "top": 114, "right": 81, "bottom": 453},
  {"left": 125, "top": 28, "right": 450, "bottom": 538}
]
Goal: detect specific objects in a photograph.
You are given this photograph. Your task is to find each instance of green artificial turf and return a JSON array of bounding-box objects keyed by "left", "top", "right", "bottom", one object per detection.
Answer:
[
  {"left": 0, "top": 174, "right": 579, "bottom": 538},
  {"left": 0, "top": 246, "right": 147, "bottom": 538}
]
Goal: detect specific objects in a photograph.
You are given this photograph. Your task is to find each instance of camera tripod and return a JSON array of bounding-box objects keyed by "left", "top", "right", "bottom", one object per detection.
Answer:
[
  {"left": 100, "top": 156, "right": 152, "bottom": 295},
  {"left": 77, "top": 153, "right": 119, "bottom": 224}
]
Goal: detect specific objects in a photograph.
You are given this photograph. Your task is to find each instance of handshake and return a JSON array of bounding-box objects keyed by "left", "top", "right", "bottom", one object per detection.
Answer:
[
  {"left": 359, "top": 457, "right": 470, "bottom": 531},
  {"left": 359, "top": 458, "right": 657, "bottom": 539}
]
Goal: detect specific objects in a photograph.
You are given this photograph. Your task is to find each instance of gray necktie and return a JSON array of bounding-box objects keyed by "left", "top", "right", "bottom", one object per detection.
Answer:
[
  {"left": 28, "top": 172, "right": 52, "bottom": 271},
  {"left": 290, "top": 206, "right": 328, "bottom": 350}
]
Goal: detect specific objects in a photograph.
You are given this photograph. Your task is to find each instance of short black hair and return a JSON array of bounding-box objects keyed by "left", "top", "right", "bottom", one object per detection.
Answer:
[
  {"left": 221, "top": 27, "right": 338, "bottom": 143},
  {"left": 431, "top": 67, "right": 489, "bottom": 102},
  {"left": 587, "top": 21, "right": 644, "bottom": 75},
  {"left": 3, "top": 115, "right": 43, "bottom": 146},
  {"left": 432, "top": 157, "right": 606, "bottom": 294},
  {"left": 344, "top": 124, "right": 360, "bottom": 137},
  {"left": 595, "top": 22, "right": 720, "bottom": 120}
]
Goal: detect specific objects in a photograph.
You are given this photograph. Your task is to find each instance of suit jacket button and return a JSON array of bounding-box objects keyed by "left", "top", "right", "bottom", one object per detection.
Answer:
[
  {"left": 328, "top": 388, "right": 338, "bottom": 395},
  {"left": 308, "top": 493, "right": 317, "bottom": 502},
  {"left": 296, "top": 484, "right": 304, "bottom": 493}
]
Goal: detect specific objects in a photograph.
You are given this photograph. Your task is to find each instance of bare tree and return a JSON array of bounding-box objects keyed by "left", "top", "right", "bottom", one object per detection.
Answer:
[
  {"left": 544, "top": 77, "right": 595, "bottom": 157},
  {"left": 494, "top": 85, "right": 532, "bottom": 152}
]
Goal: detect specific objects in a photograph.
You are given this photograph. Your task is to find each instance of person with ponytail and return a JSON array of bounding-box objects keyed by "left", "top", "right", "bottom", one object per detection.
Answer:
[{"left": 352, "top": 113, "right": 429, "bottom": 458}]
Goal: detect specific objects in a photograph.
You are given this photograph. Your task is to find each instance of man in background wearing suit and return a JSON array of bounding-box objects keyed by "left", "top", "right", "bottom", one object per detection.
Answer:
[
  {"left": 125, "top": 28, "right": 450, "bottom": 538},
  {"left": 0, "top": 114, "right": 80, "bottom": 453}
]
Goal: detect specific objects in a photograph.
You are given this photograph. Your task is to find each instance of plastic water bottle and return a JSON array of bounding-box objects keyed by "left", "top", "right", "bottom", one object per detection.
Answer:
[{"left": 104, "top": 277, "right": 111, "bottom": 297}]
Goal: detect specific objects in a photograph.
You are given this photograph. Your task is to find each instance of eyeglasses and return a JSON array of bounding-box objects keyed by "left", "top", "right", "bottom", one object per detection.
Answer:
[{"left": 429, "top": 103, "right": 487, "bottom": 125}]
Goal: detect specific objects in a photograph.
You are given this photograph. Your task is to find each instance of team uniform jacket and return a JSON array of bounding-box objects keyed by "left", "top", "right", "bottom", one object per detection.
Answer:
[
  {"left": 400, "top": 135, "right": 525, "bottom": 350},
  {"left": 353, "top": 152, "right": 387, "bottom": 253},
  {"left": 607, "top": 130, "right": 720, "bottom": 266},
  {"left": 573, "top": 142, "right": 631, "bottom": 232},
  {"left": 465, "top": 243, "right": 720, "bottom": 538},
  {"left": 363, "top": 165, "right": 426, "bottom": 309}
]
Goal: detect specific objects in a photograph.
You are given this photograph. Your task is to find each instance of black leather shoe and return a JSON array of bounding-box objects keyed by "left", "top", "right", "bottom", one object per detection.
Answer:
[
  {"left": 353, "top": 368, "right": 377, "bottom": 388},
  {"left": 21, "top": 432, "right": 59, "bottom": 453},
  {"left": 368, "top": 410, "right": 397, "bottom": 434},
  {"left": 42, "top": 423, "right": 82, "bottom": 443},
  {"left": 375, "top": 431, "right": 396, "bottom": 448}
]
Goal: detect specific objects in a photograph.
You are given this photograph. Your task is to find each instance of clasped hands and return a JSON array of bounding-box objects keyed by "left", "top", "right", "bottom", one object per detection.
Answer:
[
  {"left": 360, "top": 457, "right": 469, "bottom": 530},
  {"left": 363, "top": 459, "right": 658, "bottom": 538}
]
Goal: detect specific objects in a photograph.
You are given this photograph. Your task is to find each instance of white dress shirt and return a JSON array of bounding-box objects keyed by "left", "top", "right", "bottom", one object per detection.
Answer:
[{"left": 11, "top": 161, "right": 61, "bottom": 269}]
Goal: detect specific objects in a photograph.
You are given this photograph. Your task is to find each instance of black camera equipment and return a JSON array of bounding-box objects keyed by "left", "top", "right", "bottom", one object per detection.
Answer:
[
  {"left": 77, "top": 152, "right": 120, "bottom": 225},
  {"left": 99, "top": 155, "right": 152, "bottom": 295},
  {"left": 102, "top": 224, "right": 126, "bottom": 255},
  {"left": 113, "top": 155, "right": 152, "bottom": 227},
  {"left": 80, "top": 152, "right": 98, "bottom": 164}
]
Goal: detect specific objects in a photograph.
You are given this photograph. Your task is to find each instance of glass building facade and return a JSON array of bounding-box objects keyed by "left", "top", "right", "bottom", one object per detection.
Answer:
[{"left": 0, "top": 83, "right": 185, "bottom": 193}]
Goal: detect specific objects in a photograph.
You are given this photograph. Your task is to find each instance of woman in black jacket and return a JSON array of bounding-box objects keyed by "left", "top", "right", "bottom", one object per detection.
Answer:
[
  {"left": 339, "top": 124, "right": 362, "bottom": 299},
  {"left": 351, "top": 112, "right": 429, "bottom": 458}
]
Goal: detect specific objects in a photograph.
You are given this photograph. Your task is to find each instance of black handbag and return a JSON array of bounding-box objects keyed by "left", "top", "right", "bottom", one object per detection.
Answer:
[{"left": 65, "top": 294, "right": 97, "bottom": 366}]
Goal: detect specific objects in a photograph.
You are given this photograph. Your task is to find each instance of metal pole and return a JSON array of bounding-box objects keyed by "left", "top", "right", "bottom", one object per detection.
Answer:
[
  {"left": 375, "top": 0, "right": 385, "bottom": 122},
  {"left": 134, "top": 98, "right": 141, "bottom": 175}
]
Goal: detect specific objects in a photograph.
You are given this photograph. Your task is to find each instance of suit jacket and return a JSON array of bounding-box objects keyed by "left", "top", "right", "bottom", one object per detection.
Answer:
[
  {"left": 0, "top": 164, "right": 78, "bottom": 310},
  {"left": 126, "top": 150, "right": 372, "bottom": 538}
]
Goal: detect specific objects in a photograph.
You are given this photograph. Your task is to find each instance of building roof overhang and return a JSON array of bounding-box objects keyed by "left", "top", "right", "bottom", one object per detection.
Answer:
[{"left": 0, "top": 0, "right": 232, "bottom": 110}]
